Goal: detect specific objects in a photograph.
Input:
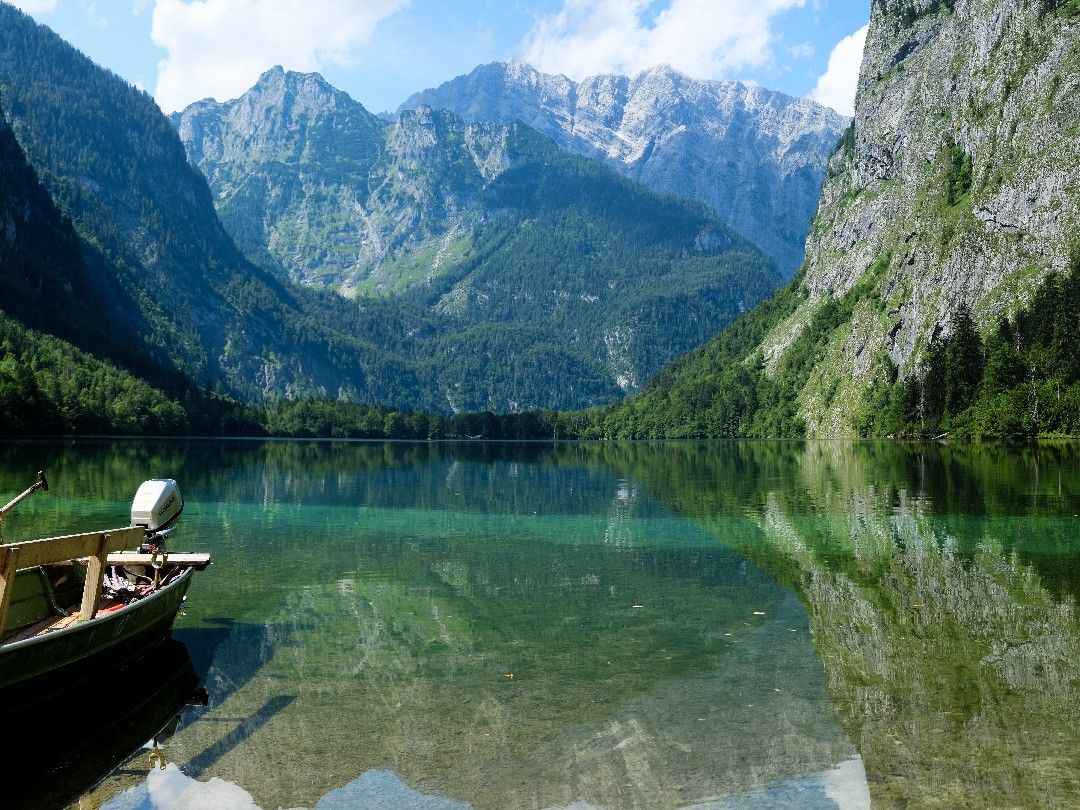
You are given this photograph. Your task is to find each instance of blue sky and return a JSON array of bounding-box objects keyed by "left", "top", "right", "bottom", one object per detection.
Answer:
[{"left": 7, "top": 1, "right": 870, "bottom": 115}]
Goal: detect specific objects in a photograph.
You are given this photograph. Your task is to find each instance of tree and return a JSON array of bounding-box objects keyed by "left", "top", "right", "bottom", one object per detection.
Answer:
[{"left": 943, "top": 305, "right": 983, "bottom": 415}]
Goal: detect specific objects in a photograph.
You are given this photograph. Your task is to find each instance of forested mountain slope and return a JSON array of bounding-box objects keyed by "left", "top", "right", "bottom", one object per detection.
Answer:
[
  {"left": 578, "top": 0, "right": 1080, "bottom": 439},
  {"left": 0, "top": 103, "right": 191, "bottom": 434},
  {"left": 0, "top": 3, "right": 427, "bottom": 406},
  {"left": 0, "top": 98, "right": 133, "bottom": 361},
  {"left": 401, "top": 61, "right": 849, "bottom": 276}
]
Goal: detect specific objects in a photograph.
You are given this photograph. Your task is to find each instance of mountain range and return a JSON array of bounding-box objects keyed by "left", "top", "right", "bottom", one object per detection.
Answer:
[
  {"left": 171, "top": 67, "right": 781, "bottom": 405},
  {"left": 0, "top": 5, "right": 431, "bottom": 410},
  {"left": 0, "top": 5, "right": 781, "bottom": 416},
  {"left": 6, "top": 0, "right": 1070, "bottom": 439},
  {"left": 401, "top": 60, "right": 850, "bottom": 275}
]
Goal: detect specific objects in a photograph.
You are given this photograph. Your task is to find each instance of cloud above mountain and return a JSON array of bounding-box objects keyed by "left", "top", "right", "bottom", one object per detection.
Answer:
[
  {"left": 150, "top": 0, "right": 409, "bottom": 112},
  {"left": 520, "top": 0, "right": 806, "bottom": 81},
  {"left": 810, "top": 24, "right": 868, "bottom": 116}
]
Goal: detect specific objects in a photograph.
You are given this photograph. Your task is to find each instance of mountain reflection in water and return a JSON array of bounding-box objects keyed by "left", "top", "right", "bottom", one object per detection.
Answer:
[
  {"left": 102, "top": 759, "right": 872, "bottom": 809},
  {"left": 0, "top": 440, "right": 1073, "bottom": 808}
]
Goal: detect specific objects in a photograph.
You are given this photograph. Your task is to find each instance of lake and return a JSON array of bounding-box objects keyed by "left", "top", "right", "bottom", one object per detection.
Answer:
[{"left": 3, "top": 440, "right": 1078, "bottom": 808}]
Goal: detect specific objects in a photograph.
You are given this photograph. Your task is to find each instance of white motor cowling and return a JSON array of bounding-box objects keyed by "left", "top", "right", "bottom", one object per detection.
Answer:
[{"left": 131, "top": 479, "right": 183, "bottom": 532}]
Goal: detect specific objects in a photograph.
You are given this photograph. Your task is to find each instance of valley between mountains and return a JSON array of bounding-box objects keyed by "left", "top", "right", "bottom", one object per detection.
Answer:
[{"left": 1, "top": 0, "right": 1078, "bottom": 440}]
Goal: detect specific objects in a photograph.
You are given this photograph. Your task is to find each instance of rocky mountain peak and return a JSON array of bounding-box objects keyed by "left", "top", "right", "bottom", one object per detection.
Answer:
[
  {"left": 631, "top": 63, "right": 689, "bottom": 87},
  {"left": 227, "top": 66, "right": 367, "bottom": 144},
  {"left": 400, "top": 60, "right": 848, "bottom": 274},
  {"left": 173, "top": 66, "right": 385, "bottom": 170},
  {"left": 503, "top": 58, "right": 542, "bottom": 83},
  {"left": 246, "top": 66, "right": 356, "bottom": 115}
]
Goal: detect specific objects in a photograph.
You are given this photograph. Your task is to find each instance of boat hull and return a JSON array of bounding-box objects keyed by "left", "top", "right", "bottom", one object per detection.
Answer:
[
  {"left": 5, "top": 638, "right": 201, "bottom": 807},
  {"left": 0, "top": 567, "right": 194, "bottom": 708}
]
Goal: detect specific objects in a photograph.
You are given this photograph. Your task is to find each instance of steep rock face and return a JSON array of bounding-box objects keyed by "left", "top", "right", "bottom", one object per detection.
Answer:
[
  {"left": 401, "top": 60, "right": 849, "bottom": 275},
  {"left": 780, "top": 0, "right": 1080, "bottom": 433}
]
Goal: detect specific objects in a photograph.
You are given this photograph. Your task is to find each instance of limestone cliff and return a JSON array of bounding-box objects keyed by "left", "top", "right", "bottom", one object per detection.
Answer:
[{"left": 784, "top": 0, "right": 1080, "bottom": 433}]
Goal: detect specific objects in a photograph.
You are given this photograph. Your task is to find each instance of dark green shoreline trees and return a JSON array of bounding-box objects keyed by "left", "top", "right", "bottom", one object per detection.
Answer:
[{"left": 3, "top": 248, "right": 1079, "bottom": 441}]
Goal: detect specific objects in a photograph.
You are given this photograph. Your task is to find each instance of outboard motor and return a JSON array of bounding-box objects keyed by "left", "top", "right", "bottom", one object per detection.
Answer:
[{"left": 131, "top": 479, "right": 183, "bottom": 552}]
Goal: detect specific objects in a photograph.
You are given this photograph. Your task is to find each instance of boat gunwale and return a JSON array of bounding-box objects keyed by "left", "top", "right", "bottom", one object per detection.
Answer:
[{"left": 0, "top": 565, "right": 194, "bottom": 653}]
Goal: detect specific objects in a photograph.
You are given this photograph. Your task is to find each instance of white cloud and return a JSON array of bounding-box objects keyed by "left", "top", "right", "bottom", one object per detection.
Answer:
[
  {"left": 809, "top": 24, "right": 868, "bottom": 116},
  {"left": 6, "top": 0, "right": 59, "bottom": 13},
  {"left": 520, "top": 0, "right": 806, "bottom": 82},
  {"left": 150, "top": 0, "right": 409, "bottom": 113},
  {"left": 787, "top": 42, "right": 814, "bottom": 59}
]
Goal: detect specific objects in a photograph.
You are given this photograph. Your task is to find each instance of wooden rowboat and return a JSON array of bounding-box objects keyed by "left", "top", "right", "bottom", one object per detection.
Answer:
[{"left": 0, "top": 473, "right": 210, "bottom": 707}]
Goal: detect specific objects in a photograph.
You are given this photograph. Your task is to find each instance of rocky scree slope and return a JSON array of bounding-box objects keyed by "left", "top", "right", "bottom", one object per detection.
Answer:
[
  {"left": 174, "top": 69, "right": 781, "bottom": 406},
  {"left": 401, "top": 60, "right": 850, "bottom": 276}
]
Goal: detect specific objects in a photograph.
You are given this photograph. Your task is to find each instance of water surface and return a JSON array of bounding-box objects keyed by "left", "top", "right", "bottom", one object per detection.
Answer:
[{"left": 2, "top": 440, "right": 1077, "bottom": 808}]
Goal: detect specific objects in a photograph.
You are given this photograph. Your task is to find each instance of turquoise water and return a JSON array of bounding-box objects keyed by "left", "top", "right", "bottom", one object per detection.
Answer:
[{"left": 2, "top": 440, "right": 1077, "bottom": 808}]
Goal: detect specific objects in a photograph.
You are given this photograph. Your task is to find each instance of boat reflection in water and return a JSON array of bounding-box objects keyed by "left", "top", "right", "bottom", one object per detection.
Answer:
[{"left": 5, "top": 639, "right": 205, "bottom": 809}]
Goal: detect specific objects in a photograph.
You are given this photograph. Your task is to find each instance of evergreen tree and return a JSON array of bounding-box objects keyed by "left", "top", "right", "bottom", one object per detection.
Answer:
[{"left": 943, "top": 305, "right": 983, "bottom": 415}]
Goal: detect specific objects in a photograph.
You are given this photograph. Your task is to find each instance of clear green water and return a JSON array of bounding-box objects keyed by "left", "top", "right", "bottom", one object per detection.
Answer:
[{"left": 3, "top": 440, "right": 1078, "bottom": 809}]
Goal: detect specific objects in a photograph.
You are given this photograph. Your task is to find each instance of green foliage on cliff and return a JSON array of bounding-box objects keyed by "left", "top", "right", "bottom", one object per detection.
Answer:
[
  {"left": 879, "top": 249, "right": 1080, "bottom": 440},
  {"left": 944, "top": 142, "right": 973, "bottom": 206},
  {"left": 879, "top": 0, "right": 956, "bottom": 28},
  {"left": 1046, "top": 0, "right": 1080, "bottom": 18}
]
